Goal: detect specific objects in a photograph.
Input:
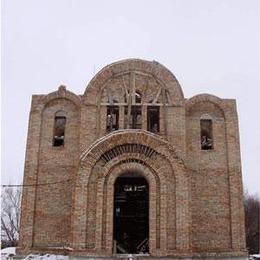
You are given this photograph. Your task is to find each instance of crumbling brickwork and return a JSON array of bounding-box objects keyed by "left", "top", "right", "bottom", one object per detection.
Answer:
[{"left": 18, "top": 59, "right": 247, "bottom": 259}]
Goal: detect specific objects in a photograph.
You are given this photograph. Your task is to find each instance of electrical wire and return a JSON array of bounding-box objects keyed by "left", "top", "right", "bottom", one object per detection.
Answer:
[{"left": 1, "top": 179, "right": 72, "bottom": 188}]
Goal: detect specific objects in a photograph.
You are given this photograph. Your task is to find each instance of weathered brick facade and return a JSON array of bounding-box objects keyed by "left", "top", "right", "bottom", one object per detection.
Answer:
[{"left": 18, "top": 59, "right": 247, "bottom": 259}]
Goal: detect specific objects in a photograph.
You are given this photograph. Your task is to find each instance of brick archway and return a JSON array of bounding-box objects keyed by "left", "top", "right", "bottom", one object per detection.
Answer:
[
  {"left": 99, "top": 161, "right": 162, "bottom": 255},
  {"left": 71, "top": 130, "right": 189, "bottom": 257}
]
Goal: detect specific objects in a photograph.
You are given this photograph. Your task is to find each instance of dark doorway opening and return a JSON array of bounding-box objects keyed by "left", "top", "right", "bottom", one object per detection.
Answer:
[{"left": 113, "top": 173, "right": 149, "bottom": 254}]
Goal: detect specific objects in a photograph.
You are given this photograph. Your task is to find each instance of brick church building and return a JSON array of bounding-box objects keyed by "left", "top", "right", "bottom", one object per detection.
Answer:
[{"left": 18, "top": 59, "right": 247, "bottom": 259}]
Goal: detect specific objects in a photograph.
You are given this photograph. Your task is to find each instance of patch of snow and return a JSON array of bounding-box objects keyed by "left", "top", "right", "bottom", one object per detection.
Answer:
[
  {"left": 1, "top": 247, "right": 16, "bottom": 254},
  {"left": 1, "top": 247, "right": 16, "bottom": 260},
  {"left": 1, "top": 247, "right": 69, "bottom": 260},
  {"left": 23, "top": 254, "right": 69, "bottom": 260}
]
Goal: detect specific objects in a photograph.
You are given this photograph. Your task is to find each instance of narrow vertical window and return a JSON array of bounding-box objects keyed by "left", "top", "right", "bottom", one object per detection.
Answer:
[
  {"left": 53, "top": 116, "right": 66, "bottom": 147},
  {"left": 106, "top": 106, "right": 119, "bottom": 132},
  {"left": 147, "top": 106, "right": 160, "bottom": 133},
  {"left": 200, "top": 119, "right": 213, "bottom": 150},
  {"left": 131, "top": 106, "right": 142, "bottom": 129},
  {"left": 124, "top": 106, "right": 142, "bottom": 129}
]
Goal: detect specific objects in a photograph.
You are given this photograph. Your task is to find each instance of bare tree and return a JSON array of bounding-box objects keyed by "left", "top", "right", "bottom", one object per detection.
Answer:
[
  {"left": 244, "top": 190, "right": 260, "bottom": 254},
  {"left": 1, "top": 187, "right": 21, "bottom": 247}
]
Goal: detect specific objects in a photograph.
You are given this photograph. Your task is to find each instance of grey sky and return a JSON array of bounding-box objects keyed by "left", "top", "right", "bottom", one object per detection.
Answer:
[{"left": 2, "top": 0, "right": 260, "bottom": 195}]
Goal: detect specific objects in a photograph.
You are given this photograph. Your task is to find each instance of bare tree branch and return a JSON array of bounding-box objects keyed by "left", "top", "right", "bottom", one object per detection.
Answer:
[
  {"left": 244, "top": 190, "right": 260, "bottom": 254},
  {"left": 1, "top": 187, "right": 21, "bottom": 247}
]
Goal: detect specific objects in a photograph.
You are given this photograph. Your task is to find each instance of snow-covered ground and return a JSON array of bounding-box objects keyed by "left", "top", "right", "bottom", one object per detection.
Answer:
[
  {"left": 23, "top": 254, "right": 69, "bottom": 260},
  {"left": 0, "top": 248, "right": 68, "bottom": 260},
  {"left": 1, "top": 247, "right": 16, "bottom": 259}
]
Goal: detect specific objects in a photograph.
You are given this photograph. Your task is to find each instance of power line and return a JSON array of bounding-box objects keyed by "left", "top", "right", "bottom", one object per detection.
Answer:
[{"left": 1, "top": 179, "right": 73, "bottom": 188}]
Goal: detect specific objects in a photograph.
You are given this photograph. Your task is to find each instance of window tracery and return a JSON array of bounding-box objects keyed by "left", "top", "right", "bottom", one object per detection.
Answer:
[{"left": 100, "top": 72, "right": 170, "bottom": 134}]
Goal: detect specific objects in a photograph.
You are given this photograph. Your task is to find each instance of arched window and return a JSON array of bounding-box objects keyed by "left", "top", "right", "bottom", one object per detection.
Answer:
[
  {"left": 53, "top": 111, "right": 66, "bottom": 147},
  {"left": 200, "top": 119, "right": 213, "bottom": 150}
]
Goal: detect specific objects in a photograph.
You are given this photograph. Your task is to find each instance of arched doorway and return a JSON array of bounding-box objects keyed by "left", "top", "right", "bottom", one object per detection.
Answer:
[{"left": 113, "top": 172, "right": 149, "bottom": 254}]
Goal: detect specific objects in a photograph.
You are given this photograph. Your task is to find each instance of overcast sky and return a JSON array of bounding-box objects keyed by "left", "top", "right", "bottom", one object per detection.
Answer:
[{"left": 1, "top": 0, "right": 260, "bottom": 195}]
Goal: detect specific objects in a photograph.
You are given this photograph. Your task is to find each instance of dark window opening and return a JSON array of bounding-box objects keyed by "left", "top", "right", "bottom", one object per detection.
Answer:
[
  {"left": 135, "top": 91, "right": 142, "bottom": 103},
  {"left": 125, "top": 106, "right": 142, "bottom": 129},
  {"left": 147, "top": 106, "right": 160, "bottom": 133},
  {"left": 113, "top": 173, "right": 149, "bottom": 254},
  {"left": 53, "top": 116, "right": 66, "bottom": 147},
  {"left": 132, "top": 106, "right": 142, "bottom": 129},
  {"left": 200, "top": 119, "right": 213, "bottom": 150},
  {"left": 107, "top": 106, "right": 119, "bottom": 132}
]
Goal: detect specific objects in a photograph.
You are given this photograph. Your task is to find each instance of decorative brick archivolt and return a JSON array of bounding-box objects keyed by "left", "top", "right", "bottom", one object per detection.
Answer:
[
  {"left": 94, "top": 160, "right": 161, "bottom": 254},
  {"left": 83, "top": 59, "right": 184, "bottom": 106},
  {"left": 185, "top": 94, "right": 226, "bottom": 118},
  {"left": 80, "top": 130, "right": 186, "bottom": 165},
  {"left": 39, "top": 85, "right": 81, "bottom": 111},
  {"left": 71, "top": 130, "right": 189, "bottom": 256}
]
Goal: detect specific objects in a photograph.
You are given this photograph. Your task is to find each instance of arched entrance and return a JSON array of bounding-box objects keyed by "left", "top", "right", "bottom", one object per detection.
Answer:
[
  {"left": 113, "top": 172, "right": 149, "bottom": 254},
  {"left": 72, "top": 130, "right": 189, "bottom": 256}
]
